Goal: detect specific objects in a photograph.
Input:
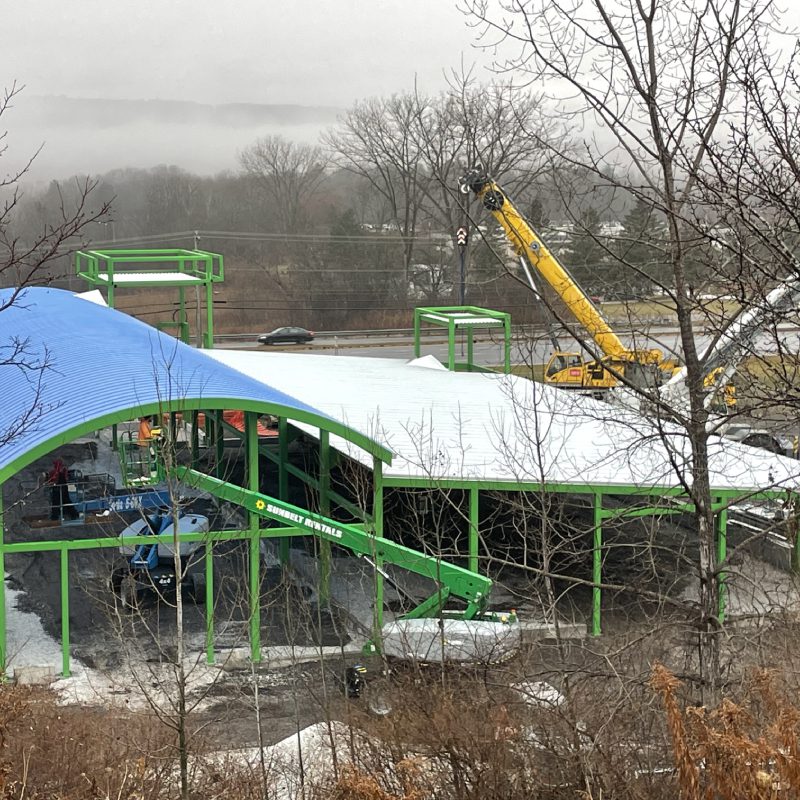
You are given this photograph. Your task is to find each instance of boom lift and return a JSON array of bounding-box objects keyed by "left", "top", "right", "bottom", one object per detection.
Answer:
[
  {"left": 661, "top": 275, "right": 800, "bottom": 426},
  {"left": 459, "top": 167, "right": 672, "bottom": 393}
]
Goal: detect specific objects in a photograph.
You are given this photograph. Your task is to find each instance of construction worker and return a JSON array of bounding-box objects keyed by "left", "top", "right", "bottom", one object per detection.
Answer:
[
  {"left": 47, "top": 458, "right": 77, "bottom": 521},
  {"left": 137, "top": 416, "right": 154, "bottom": 445}
]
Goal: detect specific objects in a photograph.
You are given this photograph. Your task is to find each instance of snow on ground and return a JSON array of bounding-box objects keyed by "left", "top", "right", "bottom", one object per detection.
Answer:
[
  {"left": 205, "top": 721, "right": 369, "bottom": 800},
  {"left": 4, "top": 575, "right": 67, "bottom": 673}
]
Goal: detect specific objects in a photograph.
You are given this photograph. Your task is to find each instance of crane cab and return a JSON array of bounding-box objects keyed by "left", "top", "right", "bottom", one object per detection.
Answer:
[{"left": 545, "top": 351, "right": 619, "bottom": 392}]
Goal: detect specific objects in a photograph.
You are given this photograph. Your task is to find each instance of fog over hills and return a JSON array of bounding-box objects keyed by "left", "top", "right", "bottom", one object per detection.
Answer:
[{"left": 6, "top": 95, "right": 342, "bottom": 184}]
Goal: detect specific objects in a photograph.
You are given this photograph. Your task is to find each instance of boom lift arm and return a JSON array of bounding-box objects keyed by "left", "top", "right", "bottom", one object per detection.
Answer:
[
  {"left": 661, "top": 275, "right": 800, "bottom": 421},
  {"left": 459, "top": 167, "right": 666, "bottom": 391}
]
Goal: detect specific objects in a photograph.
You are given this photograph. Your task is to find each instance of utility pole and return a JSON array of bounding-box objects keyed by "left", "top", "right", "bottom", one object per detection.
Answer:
[{"left": 456, "top": 226, "right": 468, "bottom": 306}]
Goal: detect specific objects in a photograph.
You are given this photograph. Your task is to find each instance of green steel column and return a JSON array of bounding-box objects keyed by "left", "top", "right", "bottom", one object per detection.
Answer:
[
  {"left": 111, "top": 424, "right": 118, "bottom": 452},
  {"left": 504, "top": 316, "right": 511, "bottom": 374},
  {"left": 190, "top": 411, "right": 200, "bottom": 468},
  {"left": 246, "top": 412, "right": 261, "bottom": 661},
  {"left": 214, "top": 410, "right": 225, "bottom": 480},
  {"left": 60, "top": 547, "right": 70, "bottom": 677},
  {"left": 204, "top": 281, "right": 214, "bottom": 349},
  {"left": 178, "top": 286, "right": 188, "bottom": 344},
  {"left": 592, "top": 492, "right": 603, "bottom": 636},
  {"left": 413, "top": 311, "right": 421, "bottom": 358},
  {"left": 468, "top": 487, "right": 479, "bottom": 574},
  {"left": 205, "top": 539, "right": 214, "bottom": 664},
  {"left": 716, "top": 502, "right": 728, "bottom": 623},
  {"left": 372, "top": 458, "right": 384, "bottom": 647},
  {"left": 448, "top": 319, "right": 456, "bottom": 371},
  {"left": 0, "top": 488, "right": 5, "bottom": 676},
  {"left": 107, "top": 279, "right": 115, "bottom": 309},
  {"left": 467, "top": 326, "right": 475, "bottom": 371},
  {"left": 319, "top": 430, "right": 331, "bottom": 606},
  {"left": 278, "top": 418, "right": 290, "bottom": 566}
]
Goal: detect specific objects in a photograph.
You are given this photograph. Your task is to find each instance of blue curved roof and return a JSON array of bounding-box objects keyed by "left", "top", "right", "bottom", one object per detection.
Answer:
[{"left": 0, "top": 288, "right": 385, "bottom": 478}]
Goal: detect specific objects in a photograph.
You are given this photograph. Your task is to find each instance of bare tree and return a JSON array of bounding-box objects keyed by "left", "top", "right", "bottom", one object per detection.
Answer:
[
  {"left": 459, "top": 0, "right": 787, "bottom": 698},
  {"left": 239, "top": 134, "right": 328, "bottom": 234},
  {"left": 0, "top": 83, "right": 110, "bottom": 450}
]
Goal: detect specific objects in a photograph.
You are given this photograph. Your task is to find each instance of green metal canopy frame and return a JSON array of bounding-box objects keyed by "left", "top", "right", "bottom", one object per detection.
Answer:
[
  {"left": 413, "top": 305, "right": 512, "bottom": 374},
  {"left": 0, "top": 394, "right": 395, "bottom": 678},
  {"left": 76, "top": 249, "right": 224, "bottom": 348}
]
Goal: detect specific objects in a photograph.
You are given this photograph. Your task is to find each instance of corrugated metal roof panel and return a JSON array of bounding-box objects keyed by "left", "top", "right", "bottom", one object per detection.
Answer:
[{"left": 0, "top": 288, "right": 336, "bottom": 475}]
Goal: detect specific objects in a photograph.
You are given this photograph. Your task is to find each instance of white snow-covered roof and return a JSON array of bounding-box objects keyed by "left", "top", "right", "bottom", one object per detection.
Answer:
[
  {"left": 94, "top": 272, "right": 204, "bottom": 284},
  {"left": 208, "top": 350, "right": 800, "bottom": 494},
  {"left": 420, "top": 311, "right": 505, "bottom": 326}
]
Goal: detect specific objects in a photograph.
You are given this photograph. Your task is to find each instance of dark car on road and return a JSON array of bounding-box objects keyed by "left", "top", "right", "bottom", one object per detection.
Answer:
[{"left": 258, "top": 326, "right": 315, "bottom": 345}]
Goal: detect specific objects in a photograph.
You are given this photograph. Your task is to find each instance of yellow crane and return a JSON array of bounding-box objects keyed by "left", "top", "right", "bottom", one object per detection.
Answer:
[{"left": 459, "top": 167, "right": 673, "bottom": 393}]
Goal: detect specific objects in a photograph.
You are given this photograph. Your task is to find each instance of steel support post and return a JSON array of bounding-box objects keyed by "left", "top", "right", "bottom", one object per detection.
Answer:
[
  {"left": 278, "top": 417, "right": 290, "bottom": 566},
  {"left": 0, "top": 488, "right": 5, "bottom": 676},
  {"left": 246, "top": 412, "right": 261, "bottom": 661},
  {"left": 190, "top": 411, "right": 199, "bottom": 468},
  {"left": 467, "top": 326, "right": 474, "bottom": 371},
  {"left": 111, "top": 423, "right": 118, "bottom": 452},
  {"left": 592, "top": 492, "right": 603, "bottom": 636},
  {"left": 372, "top": 458, "right": 384, "bottom": 647},
  {"left": 504, "top": 317, "right": 511, "bottom": 374},
  {"left": 178, "top": 286, "right": 188, "bottom": 344},
  {"left": 413, "top": 311, "right": 421, "bottom": 358},
  {"left": 716, "top": 501, "right": 728, "bottom": 623},
  {"left": 204, "top": 281, "right": 214, "bottom": 349},
  {"left": 469, "top": 487, "right": 479, "bottom": 574},
  {"left": 318, "top": 430, "right": 331, "bottom": 606},
  {"left": 448, "top": 319, "right": 456, "bottom": 371},
  {"left": 214, "top": 410, "right": 224, "bottom": 480},
  {"left": 60, "top": 547, "right": 70, "bottom": 677},
  {"left": 205, "top": 540, "right": 214, "bottom": 664}
]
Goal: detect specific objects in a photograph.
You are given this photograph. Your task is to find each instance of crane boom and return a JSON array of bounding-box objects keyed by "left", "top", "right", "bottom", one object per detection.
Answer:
[{"left": 460, "top": 167, "right": 632, "bottom": 361}]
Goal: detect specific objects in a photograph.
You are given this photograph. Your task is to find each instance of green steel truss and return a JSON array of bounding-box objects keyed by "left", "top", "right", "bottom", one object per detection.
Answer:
[
  {"left": 413, "top": 305, "right": 512, "bottom": 374},
  {"left": 75, "top": 248, "right": 224, "bottom": 348},
  {"left": 0, "top": 390, "right": 795, "bottom": 677}
]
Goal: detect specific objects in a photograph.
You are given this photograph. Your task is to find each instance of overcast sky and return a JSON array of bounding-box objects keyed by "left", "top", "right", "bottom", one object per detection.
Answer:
[{"left": 5, "top": 0, "right": 489, "bottom": 106}]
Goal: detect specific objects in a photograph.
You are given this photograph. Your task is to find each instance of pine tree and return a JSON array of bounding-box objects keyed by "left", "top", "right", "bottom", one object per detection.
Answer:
[
  {"left": 617, "top": 197, "right": 666, "bottom": 293},
  {"left": 567, "top": 206, "right": 607, "bottom": 292}
]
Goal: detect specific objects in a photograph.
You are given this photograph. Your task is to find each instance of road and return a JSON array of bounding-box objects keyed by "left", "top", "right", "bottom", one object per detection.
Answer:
[
  {"left": 221, "top": 328, "right": 694, "bottom": 365},
  {"left": 218, "top": 325, "right": 800, "bottom": 367}
]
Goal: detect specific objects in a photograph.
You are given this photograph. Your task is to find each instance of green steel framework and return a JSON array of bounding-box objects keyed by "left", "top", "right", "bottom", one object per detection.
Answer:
[
  {"left": 1, "top": 296, "right": 796, "bottom": 675},
  {"left": 75, "top": 249, "right": 224, "bottom": 349},
  {"left": 413, "top": 306, "right": 512, "bottom": 374}
]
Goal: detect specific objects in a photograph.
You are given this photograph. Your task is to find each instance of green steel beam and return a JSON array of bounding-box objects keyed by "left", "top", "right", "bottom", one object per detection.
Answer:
[
  {"left": 177, "top": 467, "right": 491, "bottom": 613},
  {"left": 205, "top": 540, "right": 214, "bottom": 664},
  {"left": 469, "top": 487, "right": 479, "bottom": 574},
  {"left": 217, "top": 415, "right": 368, "bottom": 522},
  {"left": 0, "top": 527, "right": 311, "bottom": 556},
  {"left": 592, "top": 492, "right": 603, "bottom": 637},
  {"left": 373, "top": 457, "right": 385, "bottom": 646},
  {"left": 380, "top": 475, "right": 788, "bottom": 500},
  {"left": 60, "top": 548, "right": 69, "bottom": 677},
  {"left": 278, "top": 417, "right": 290, "bottom": 566},
  {"left": 246, "top": 412, "right": 261, "bottom": 662},
  {"left": 319, "top": 430, "right": 331, "bottom": 606}
]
